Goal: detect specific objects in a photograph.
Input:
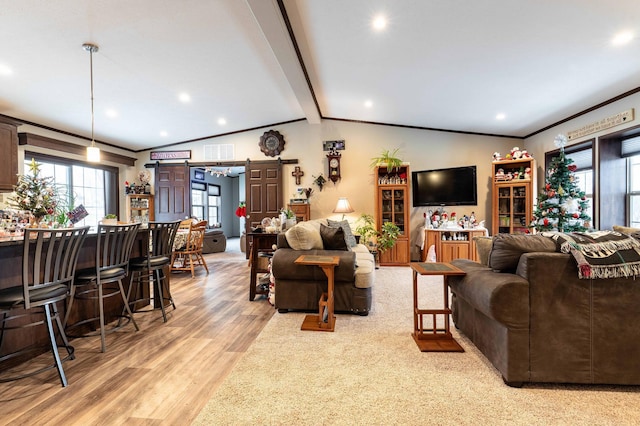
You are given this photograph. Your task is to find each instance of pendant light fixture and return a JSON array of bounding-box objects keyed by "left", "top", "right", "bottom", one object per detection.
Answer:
[{"left": 83, "top": 43, "right": 101, "bottom": 162}]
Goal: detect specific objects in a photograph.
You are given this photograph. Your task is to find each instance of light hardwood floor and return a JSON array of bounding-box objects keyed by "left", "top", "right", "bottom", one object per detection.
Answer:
[{"left": 0, "top": 240, "right": 275, "bottom": 425}]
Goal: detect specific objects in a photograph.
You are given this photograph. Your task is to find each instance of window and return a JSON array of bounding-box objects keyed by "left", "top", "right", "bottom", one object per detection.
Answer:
[
  {"left": 565, "top": 149, "right": 593, "bottom": 225},
  {"left": 24, "top": 153, "right": 118, "bottom": 230},
  {"left": 545, "top": 141, "right": 594, "bottom": 227},
  {"left": 208, "top": 185, "right": 221, "bottom": 227},
  {"left": 190, "top": 182, "right": 220, "bottom": 226},
  {"left": 191, "top": 181, "right": 206, "bottom": 220},
  {"left": 628, "top": 154, "right": 640, "bottom": 228},
  {"left": 624, "top": 136, "right": 640, "bottom": 228}
]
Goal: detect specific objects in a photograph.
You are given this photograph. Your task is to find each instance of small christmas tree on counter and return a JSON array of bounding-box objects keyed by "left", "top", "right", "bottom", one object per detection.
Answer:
[{"left": 532, "top": 134, "right": 591, "bottom": 233}]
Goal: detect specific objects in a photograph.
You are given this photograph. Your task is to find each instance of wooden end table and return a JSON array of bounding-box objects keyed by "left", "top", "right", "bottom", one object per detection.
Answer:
[
  {"left": 410, "top": 262, "right": 466, "bottom": 352},
  {"left": 248, "top": 232, "right": 278, "bottom": 301},
  {"left": 294, "top": 255, "right": 340, "bottom": 332}
]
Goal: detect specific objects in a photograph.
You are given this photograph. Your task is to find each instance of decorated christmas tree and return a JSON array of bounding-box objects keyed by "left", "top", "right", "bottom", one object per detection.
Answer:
[
  {"left": 532, "top": 134, "right": 591, "bottom": 232},
  {"left": 8, "top": 158, "right": 59, "bottom": 220}
]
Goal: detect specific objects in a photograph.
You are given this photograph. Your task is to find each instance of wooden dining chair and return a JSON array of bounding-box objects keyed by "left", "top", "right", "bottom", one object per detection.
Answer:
[
  {"left": 0, "top": 226, "right": 89, "bottom": 387},
  {"left": 170, "top": 220, "right": 209, "bottom": 278}
]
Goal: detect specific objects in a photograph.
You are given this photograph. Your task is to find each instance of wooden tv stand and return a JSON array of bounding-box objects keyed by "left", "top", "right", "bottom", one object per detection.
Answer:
[{"left": 421, "top": 228, "right": 487, "bottom": 263}]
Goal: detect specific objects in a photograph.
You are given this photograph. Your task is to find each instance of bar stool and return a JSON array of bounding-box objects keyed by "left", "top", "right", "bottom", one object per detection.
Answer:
[
  {"left": 64, "top": 223, "right": 141, "bottom": 353},
  {"left": 0, "top": 226, "right": 89, "bottom": 387},
  {"left": 127, "top": 221, "right": 180, "bottom": 322}
]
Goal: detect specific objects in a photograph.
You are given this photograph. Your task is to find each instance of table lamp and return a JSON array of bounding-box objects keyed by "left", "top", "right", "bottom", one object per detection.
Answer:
[{"left": 333, "top": 197, "right": 354, "bottom": 220}]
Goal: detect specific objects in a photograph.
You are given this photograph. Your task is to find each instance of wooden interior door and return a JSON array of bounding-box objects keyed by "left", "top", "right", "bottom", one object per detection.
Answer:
[
  {"left": 245, "top": 160, "right": 283, "bottom": 254},
  {"left": 154, "top": 163, "right": 190, "bottom": 222}
]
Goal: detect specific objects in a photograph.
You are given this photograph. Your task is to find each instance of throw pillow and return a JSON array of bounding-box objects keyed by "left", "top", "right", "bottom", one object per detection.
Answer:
[
  {"left": 613, "top": 225, "right": 640, "bottom": 236},
  {"left": 285, "top": 221, "right": 323, "bottom": 250},
  {"left": 320, "top": 224, "right": 350, "bottom": 251},
  {"left": 327, "top": 219, "right": 357, "bottom": 247},
  {"left": 488, "top": 233, "right": 557, "bottom": 272},
  {"left": 473, "top": 236, "right": 492, "bottom": 266}
]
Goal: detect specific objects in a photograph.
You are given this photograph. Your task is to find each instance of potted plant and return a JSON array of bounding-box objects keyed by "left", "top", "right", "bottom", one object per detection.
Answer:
[
  {"left": 377, "top": 221, "right": 401, "bottom": 253},
  {"left": 313, "top": 174, "right": 327, "bottom": 191},
  {"left": 102, "top": 214, "right": 118, "bottom": 225},
  {"left": 280, "top": 207, "right": 297, "bottom": 230},
  {"left": 370, "top": 148, "right": 403, "bottom": 172},
  {"left": 355, "top": 213, "right": 378, "bottom": 249},
  {"left": 354, "top": 213, "right": 400, "bottom": 253}
]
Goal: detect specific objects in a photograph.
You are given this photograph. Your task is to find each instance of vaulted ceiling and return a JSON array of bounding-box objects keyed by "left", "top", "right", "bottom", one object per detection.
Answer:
[{"left": 1, "top": 0, "right": 639, "bottom": 153}]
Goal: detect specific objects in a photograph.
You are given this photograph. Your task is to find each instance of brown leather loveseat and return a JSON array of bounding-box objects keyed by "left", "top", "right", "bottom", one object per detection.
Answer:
[
  {"left": 448, "top": 233, "right": 640, "bottom": 387},
  {"left": 271, "top": 219, "right": 375, "bottom": 315}
]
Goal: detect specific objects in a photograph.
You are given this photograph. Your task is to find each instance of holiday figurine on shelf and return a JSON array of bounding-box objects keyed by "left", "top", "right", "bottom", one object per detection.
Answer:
[{"left": 531, "top": 134, "right": 591, "bottom": 232}]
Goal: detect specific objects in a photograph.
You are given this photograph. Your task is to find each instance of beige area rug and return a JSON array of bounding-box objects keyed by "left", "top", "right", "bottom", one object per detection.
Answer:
[{"left": 194, "top": 266, "right": 640, "bottom": 425}]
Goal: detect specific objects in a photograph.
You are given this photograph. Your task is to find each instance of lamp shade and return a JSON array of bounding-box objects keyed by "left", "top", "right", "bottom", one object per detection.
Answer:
[
  {"left": 86, "top": 145, "right": 101, "bottom": 162},
  {"left": 333, "top": 197, "right": 354, "bottom": 215}
]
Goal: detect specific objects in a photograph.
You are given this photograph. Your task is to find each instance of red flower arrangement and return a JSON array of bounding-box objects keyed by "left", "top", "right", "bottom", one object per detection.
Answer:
[{"left": 235, "top": 202, "right": 246, "bottom": 218}]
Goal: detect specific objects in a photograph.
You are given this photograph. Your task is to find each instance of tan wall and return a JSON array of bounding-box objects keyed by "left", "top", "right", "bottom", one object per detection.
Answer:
[
  {"left": 10, "top": 118, "right": 522, "bottom": 259},
  {"left": 134, "top": 119, "right": 519, "bottom": 259},
  {"left": 523, "top": 91, "right": 640, "bottom": 228}
]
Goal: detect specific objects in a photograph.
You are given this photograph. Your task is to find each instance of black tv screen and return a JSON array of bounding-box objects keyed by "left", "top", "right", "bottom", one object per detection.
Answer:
[{"left": 412, "top": 166, "right": 477, "bottom": 206}]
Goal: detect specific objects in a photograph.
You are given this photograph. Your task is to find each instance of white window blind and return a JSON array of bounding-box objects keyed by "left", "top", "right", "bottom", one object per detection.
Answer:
[
  {"left": 622, "top": 136, "right": 640, "bottom": 157},
  {"left": 565, "top": 149, "right": 593, "bottom": 171}
]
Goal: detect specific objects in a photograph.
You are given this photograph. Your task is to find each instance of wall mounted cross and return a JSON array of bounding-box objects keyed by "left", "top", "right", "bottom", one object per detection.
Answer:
[{"left": 292, "top": 166, "right": 304, "bottom": 185}]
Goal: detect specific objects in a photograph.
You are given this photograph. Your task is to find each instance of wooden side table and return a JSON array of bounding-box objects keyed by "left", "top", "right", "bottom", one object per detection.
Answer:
[
  {"left": 294, "top": 255, "right": 340, "bottom": 332},
  {"left": 410, "top": 262, "right": 466, "bottom": 352},
  {"left": 248, "top": 232, "right": 278, "bottom": 301},
  {"left": 288, "top": 203, "right": 310, "bottom": 222}
]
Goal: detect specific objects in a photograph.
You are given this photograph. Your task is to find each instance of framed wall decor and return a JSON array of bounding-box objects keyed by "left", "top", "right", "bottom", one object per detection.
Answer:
[
  {"left": 259, "top": 130, "right": 285, "bottom": 157},
  {"left": 150, "top": 150, "right": 191, "bottom": 160},
  {"left": 194, "top": 169, "right": 205, "bottom": 181},
  {"left": 323, "top": 140, "right": 345, "bottom": 151}
]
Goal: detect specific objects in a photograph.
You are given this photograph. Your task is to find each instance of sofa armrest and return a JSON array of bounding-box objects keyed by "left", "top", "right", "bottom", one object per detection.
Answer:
[
  {"left": 276, "top": 233, "right": 290, "bottom": 249},
  {"left": 449, "top": 261, "right": 529, "bottom": 328}
]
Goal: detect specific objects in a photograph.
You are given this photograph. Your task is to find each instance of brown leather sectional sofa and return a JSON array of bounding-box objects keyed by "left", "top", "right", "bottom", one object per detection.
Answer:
[{"left": 449, "top": 233, "right": 640, "bottom": 387}]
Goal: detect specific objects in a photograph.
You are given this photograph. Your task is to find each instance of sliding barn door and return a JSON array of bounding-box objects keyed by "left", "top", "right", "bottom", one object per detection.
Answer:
[
  {"left": 154, "top": 163, "right": 190, "bottom": 222},
  {"left": 245, "top": 160, "right": 283, "bottom": 253}
]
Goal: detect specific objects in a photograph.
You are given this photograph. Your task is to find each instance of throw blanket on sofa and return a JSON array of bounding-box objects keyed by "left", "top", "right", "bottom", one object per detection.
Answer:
[{"left": 541, "top": 231, "right": 640, "bottom": 279}]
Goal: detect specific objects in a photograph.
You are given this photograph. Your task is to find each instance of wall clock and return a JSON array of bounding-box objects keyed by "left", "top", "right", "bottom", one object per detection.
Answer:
[
  {"left": 259, "top": 130, "right": 285, "bottom": 157},
  {"left": 327, "top": 151, "right": 341, "bottom": 183}
]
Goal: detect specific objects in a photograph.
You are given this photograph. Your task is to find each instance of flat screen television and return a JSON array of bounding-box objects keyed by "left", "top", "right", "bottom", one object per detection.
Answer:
[{"left": 412, "top": 165, "right": 477, "bottom": 206}]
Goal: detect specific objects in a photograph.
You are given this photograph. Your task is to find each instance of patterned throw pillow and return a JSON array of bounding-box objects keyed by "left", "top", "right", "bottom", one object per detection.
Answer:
[
  {"left": 320, "top": 223, "right": 350, "bottom": 251},
  {"left": 284, "top": 221, "right": 323, "bottom": 250},
  {"left": 327, "top": 219, "right": 357, "bottom": 247}
]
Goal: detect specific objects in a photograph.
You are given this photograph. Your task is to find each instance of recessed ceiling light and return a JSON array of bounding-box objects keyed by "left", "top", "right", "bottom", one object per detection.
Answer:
[
  {"left": 612, "top": 31, "right": 634, "bottom": 46},
  {"left": 105, "top": 108, "right": 118, "bottom": 118},
  {"left": 160, "top": 130, "right": 168, "bottom": 137},
  {"left": 364, "top": 100, "right": 373, "bottom": 108},
  {"left": 217, "top": 118, "right": 227, "bottom": 126},
  {"left": 372, "top": 15, "right": 387, "bottom": 31},
  {"left": 0, "top": 64, "right": 12, "bottom": 76},
  {"left": 496, "top": 113, "right": 506, "bottom": 120},
  {"left": 178, "top": 92, "right": 191, "bottom": 103}
]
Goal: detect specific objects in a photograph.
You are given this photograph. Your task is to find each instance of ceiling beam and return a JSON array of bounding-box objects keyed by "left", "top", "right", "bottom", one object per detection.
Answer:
[{"left": 246, "top": 0, "right": 321, "bottom": 124}]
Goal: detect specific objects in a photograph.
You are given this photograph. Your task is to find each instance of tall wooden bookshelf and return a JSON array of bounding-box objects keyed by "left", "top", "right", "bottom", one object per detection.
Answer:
[
  {"left": 126, "top": 193, "right": 154, "bottom": 225},
  {"left": 491, "top": 158, "right": 536, "bottom": 235},
  {"left": 375, "top": 165, "right": 410, "bottom": 265}
]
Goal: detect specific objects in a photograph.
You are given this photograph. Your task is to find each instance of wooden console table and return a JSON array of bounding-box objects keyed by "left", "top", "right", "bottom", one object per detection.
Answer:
[
  {"left": 294, "top": 255, "right": 340, "bottom": 332},
  {"left": 410, "top": 262, "right": 466, "bottom": 352},
  {"left": 422, "top": 228, "right": 487, "bottom": 263}
]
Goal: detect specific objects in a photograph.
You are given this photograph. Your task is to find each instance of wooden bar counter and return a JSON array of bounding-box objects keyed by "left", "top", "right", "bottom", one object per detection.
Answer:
[{"left": 0, "top": 228, "right": 156, "bottom": 358}]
